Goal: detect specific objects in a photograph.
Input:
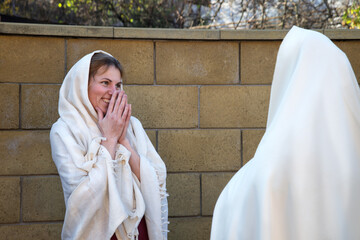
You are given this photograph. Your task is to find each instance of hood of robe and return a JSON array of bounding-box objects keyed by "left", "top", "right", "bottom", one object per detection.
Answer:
[
  {"left": 58, "top": 50, "right": 112, "bottom": 148},
  {"left": 261, "top": 26, "right": 360, "bottom": 163}
]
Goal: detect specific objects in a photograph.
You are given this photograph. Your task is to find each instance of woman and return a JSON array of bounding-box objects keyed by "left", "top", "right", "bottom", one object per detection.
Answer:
[
  {"left": 211, "top": 26, "right": 360, "bottom": 239},
  {"left": 50, "top": 51, "right": 168, "bottom": 240}
]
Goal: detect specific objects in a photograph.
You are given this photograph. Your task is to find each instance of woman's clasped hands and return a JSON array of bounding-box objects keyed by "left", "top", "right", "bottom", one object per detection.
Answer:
[{"left": 96, "top": 90, "right": 132, "bottom": 157}]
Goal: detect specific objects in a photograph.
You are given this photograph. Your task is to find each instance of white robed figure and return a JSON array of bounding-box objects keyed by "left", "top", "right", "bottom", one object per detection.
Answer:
[{"left": 211, "top": 26, "right": 360, "bottom": 240}]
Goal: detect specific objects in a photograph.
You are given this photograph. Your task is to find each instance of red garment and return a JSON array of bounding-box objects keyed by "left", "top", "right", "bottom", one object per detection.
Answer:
[
  {"left": 111, "top": 217, "right": 149, "bottom": 240},
  {"left": 138, "top": 217, "right": 149, "bottom": 240}
]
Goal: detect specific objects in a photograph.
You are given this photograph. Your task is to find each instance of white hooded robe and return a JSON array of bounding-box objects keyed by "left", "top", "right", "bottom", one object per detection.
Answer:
[
  {"left": 211, "top": 26, "right": 360, "bottom": 240},
  {"left": 50, "top": 50, "right": 168, "bottom": 240}
]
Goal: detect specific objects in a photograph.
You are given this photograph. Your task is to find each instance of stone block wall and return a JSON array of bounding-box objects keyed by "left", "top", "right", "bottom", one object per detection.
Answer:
[{"left": 0, "top": 23, "right": 359, "bottom": 240}]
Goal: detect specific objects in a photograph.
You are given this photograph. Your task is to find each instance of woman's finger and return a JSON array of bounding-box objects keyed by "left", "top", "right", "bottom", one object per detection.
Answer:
[
  {"left": 113, "top": 90, "right": 124, "bottom": 114},
  {"left": 119, "top": 104, "right": 131, "bottom": 142},
  {"left": 96, "top": 107, "right": 104, "bottom": 121},
  {"left": 124, "top": 105, "right": 131, "bottom": 131},
  {"left": 95, "top": 107, "right": 106, "bottom": 136},
  {"left": 117, "top": 94, "right": 127, "bottom": 118},
  {"left": 107, "top": 91, "right": 118, "bottom": 115},
  {"left": 121, "top": 103, "right": 130, "bottom": 121},
  {"left": 123, "top": 104, "right": 131, "bottom": 126},
  {"left": 126, "top": 104, "right": 131, "bottom": 124}
]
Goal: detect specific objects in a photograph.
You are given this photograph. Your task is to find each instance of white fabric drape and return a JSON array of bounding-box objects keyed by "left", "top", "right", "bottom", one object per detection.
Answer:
[
  {"left": 50, "top": 50, "right": 168, "bottom": 240},
  {"left": 211, "top": 26, "right": 360, "bottom": 240}
]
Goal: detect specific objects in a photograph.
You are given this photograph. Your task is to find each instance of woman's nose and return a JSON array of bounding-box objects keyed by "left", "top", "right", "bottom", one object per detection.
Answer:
[{"left": 108, "top": 86, "right": 117, "bottom": 94}]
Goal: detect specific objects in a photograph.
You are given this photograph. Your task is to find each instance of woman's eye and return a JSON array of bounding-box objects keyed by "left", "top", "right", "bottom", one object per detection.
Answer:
[{"left": 101, "top": 81, "right": 109, "bottom": 86}]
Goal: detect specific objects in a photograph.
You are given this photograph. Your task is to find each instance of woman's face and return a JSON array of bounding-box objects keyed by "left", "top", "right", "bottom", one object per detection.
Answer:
[{"left": 88, "top": 65, "right": 122, "bottom": 115}]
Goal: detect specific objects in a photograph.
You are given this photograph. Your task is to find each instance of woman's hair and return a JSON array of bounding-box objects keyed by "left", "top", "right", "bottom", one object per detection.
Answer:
[{"left": 89, "top": 52, "right": 124, "bottom": 80}]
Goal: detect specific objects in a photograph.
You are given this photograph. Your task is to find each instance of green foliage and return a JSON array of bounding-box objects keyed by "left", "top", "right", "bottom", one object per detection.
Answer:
[
  {"left": 113, "top": 0, "right": 176, "bottom": 28},
  {"left": 0, "top": 0, "right": 210, "bottom": 28},
  {"left": 342, "top": 3, "right": 360, "bottom": 29}
]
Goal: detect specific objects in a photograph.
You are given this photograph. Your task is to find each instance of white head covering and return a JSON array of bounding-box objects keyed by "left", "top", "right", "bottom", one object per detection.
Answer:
[
  {"left": 211, "top": 26, "right": 360, "bottom": 240},
  {"left": 58, "top": 50, "right": 108, "bottom": 148}
]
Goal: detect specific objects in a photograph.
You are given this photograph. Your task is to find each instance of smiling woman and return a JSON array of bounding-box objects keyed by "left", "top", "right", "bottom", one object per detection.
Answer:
[{"left": 50, "top": 50, "right": 168, "bottom": 240}]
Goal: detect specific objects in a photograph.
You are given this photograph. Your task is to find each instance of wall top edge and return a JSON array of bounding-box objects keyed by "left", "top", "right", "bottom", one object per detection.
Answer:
[{"left": 1, "top": 22, "right": 360, "bottom": 40}]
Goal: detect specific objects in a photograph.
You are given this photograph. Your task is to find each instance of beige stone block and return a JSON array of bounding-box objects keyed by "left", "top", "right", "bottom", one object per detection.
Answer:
[
  {"left": 168, "top": 217, "right": 212, "bottom": 240},
  {"left": 0, "top": 35, "right": 65, "bottom": 83},
  {"left": 243, "top": 129, "right": 265, "bottom": 166},
  {"left": 0, "top": 22, "right": 113, "bottom": 38},
  {"left": 22, "top": 176, "right": 65, "bottom": 221},
  {"left": 241, "top": 41, "right": 281, "bottom": 84},
  {"left": 200, "top": 86, "right": 271, "bottom": 128},
  {"left": 167, "top": 173, "right": 200, "bottom": 216},
  {"left": 21, "top": 84, "right": 60, "bottom": 129},
  {"left": 335, "top": 41, "right": 360, "bottom": 83},
  {"left": 324, "top": 29, "right": 360, "bottom": 40},
  {"left": 67, "top": 39, "right": 154, "bottom": 84},
  {"left": 0, "top": 223, "right": 62, "bottom": 239},
  {"left": 221, "top": 29, "right": 289, "bottom": 40},
  {"left": 202, "top": 173, "right": 235, "bottom": 216},
  {"left": 0, "top": 131, "right": 56, "bottom": 175},
  {"left": 115, "top": 27, "right": 219, "bottom": 39},
  {"left": 159, "top": 130, "right": 241, "bottom": 172},
  {"left": 0, "top": 177, "right": 20, "bottom": 223},
  {"left": 125, "top": 86, "right": 198, "bottom": 128},
  {"left": 145, "top": 130, "right": 157, "bottom": 149},
  {"left": 156, "top": 42, "right": 239, "bottom": 84},
  {"left": 0, "top": 84, "right": 19, "bottom": 129}
]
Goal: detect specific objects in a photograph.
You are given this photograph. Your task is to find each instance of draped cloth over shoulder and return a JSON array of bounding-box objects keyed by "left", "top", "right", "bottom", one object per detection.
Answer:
[
  {"left": 211, "top": 26, "right": 360, "bottom": 240},
  {"left": 50, "top": 50, "right": 168, "bottom": 240}
]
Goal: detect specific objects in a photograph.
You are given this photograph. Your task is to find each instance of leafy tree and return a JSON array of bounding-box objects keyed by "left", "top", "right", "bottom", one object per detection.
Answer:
[
  {"left": 0, "top": 0, "right": 211, "bottom": 28},
  {"left": 342, "top": 2, "right": 360, "bottom": 29}
]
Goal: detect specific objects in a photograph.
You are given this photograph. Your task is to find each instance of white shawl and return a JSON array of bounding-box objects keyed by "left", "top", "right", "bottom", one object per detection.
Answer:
[
  {"left": 211, "top": 26, "right": 360, "bottom": 240},
  {"left": 50, "top": 50, "right": 168, "bottom": 240}
]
